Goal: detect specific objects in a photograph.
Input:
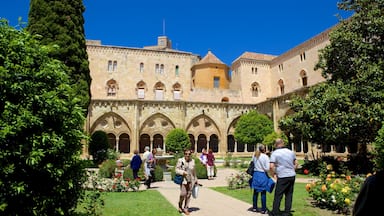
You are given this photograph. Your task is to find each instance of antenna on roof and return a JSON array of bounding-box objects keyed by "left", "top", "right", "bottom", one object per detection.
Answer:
[{"left": 162, "top": 19, "right": 166, "bottom": 36}]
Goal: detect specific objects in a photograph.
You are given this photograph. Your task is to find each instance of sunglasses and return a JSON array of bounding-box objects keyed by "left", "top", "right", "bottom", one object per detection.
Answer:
[{"left": 184, "top": 153, "right": 191, "bottom": 156}]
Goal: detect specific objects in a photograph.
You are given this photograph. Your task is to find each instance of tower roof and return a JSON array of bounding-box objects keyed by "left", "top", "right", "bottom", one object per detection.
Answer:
[{"left": 196, "top": 50, "right": 226, "bottom": 65}]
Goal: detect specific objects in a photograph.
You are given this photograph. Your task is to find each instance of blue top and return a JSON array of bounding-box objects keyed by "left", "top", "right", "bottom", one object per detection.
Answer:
[{"left": 130, "top": 154, "right": 142, "bottom": 170}]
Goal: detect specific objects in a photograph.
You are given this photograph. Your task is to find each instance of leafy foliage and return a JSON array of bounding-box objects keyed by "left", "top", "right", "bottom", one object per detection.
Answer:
[
  {"left": 372, "top": 124, "right": 384, "bottom": 170},
  {"left": 279, "top": 0, "right": 384, "bottom": 148},
  {"left": 89, "top": 130, "right": 110, "bottom": 165},
  {"left": 305, "top": 162, "right": 366, "bottom": 214},
  {"left": 0, "top": 20, "right": 86, "bottom": 215},
  {"left": 165, "top": 128, "right": 191, "bottom": 154},
  {"left": 27, "top": 0, "right": 91, "bottom": 113},
  {"left": 234, "top": 110, "right": 273, "bottom": 147},
  {"left": 263, "top": 131, "right": 288, "bottom": 148}
]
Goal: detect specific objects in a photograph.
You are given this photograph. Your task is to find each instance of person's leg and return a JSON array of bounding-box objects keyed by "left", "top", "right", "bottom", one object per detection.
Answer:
[
  {"left": 284, "top": 177, "right": 295, "bottom": 213},
  {"left": 206, "top": 165, "right": 210, "bottom": 179},
  {"left": 261, "top": 190, "right": 267, "bottom": 212},
  {"left": 178, "top": 184, "right": 187, "bottom": 212},
  {"left": 184, "top": 183, "right": 192, "bottom": 211},
  {"left": 272, "top": 178, "right": 285, "bottom": 214},
  {"left": 252, "top": 190, "right": 259, "bottom": 211}
]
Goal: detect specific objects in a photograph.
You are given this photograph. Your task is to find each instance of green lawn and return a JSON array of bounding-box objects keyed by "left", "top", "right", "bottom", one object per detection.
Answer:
[
  {"left": 79, "top": 183, "right": 337, "bottom": 216},
  {"left": 211, "top": 183, "right": 336, "bottom": 216}
]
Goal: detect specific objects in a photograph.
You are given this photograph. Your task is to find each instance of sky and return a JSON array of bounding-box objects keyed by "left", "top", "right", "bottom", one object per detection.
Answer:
[{"left": 1, "top": 0, "right": 352, "bottom": 65}]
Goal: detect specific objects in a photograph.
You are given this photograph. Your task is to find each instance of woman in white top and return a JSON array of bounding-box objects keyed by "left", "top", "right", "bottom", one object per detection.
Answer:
[{"left": 250, "top": 144, "right": 270, "bottom": 214}]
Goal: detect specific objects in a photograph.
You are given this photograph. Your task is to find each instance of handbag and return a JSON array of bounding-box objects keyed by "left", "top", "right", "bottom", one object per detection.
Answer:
[
  {"left": 192, "top": 184, "right": 200, "bottom": 198},
  {"left": 173, "top": 174, "right": 183, "bottom": 185},
  {"left": 267, "top": 177, "right": 276, "bottom": 193},
  {"left": 246, "top": 161, "right": 254, "bottom": 176}
]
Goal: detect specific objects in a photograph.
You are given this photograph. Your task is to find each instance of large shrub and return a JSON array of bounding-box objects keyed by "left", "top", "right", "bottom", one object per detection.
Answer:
[
  {"left": 0, "top": 20, "right": 86, "bottom": 215},
  {"left": 165, "top": 128, "right": 191, "bottom": 154},
  {"left": 89, "top": 130, "right": 110, "bottom": 165}
]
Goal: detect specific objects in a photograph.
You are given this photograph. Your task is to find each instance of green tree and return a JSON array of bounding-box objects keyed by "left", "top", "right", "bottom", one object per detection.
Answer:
[
  {"left": 234, "top": 111, "right": 273, "bottom": 147},
  {"left": 165, "top": 128, "right": 191, "bottom": 154},
  {"left": 280, "top": 0, "right": 384, "bottom": 149},
  {"left": 263, "top": 131, "right": 288, "bottom": 149},
  {"left": 27, "top": 0, "right": 91, "bottom": 113},
  {"left": 89, "top": 130, "right": 110, "bottom": 165},
  {"left": 0, "top": 20, "right": 86, "bottom": 215},
  {"left": 373, "top": 123, "right": 384, "bottom": 170}
]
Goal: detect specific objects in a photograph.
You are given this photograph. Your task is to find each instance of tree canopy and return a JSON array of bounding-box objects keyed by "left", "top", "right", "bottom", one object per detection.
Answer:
[
  {"left": 165, "top": 128, "right": 191, "bottom": 154},
  {"left": 234, "top": 111, "right": 273, "bottom": 146},
  {"left": 279, "top": 0, "right": 384, "bottom": 149},
  {"left": 0, "top": 20, "right": 86, "bottom": 215},
  {"left": 27, "top": 0, "right": 91, "bottom": 114}
]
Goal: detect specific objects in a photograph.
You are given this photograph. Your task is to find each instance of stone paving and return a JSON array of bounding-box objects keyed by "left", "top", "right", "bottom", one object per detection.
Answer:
[{"left": 152, "top": 168, "right": 315, "bottom": 216}]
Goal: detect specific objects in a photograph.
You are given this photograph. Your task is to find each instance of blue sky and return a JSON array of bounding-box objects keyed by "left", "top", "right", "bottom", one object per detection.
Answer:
[{"left": 1, "top": 0, "right": 352, "bottom": 65}]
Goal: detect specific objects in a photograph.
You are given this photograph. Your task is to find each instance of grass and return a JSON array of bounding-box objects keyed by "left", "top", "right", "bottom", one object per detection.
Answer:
[
  {"left": 84, "top": 182, "right": 337, "bottom": 216},
  {"left": 211, "top": 183, "right": 337, "bottom": 216},
  {"left": 89, "top": 190, "right": 180, "bottom": 216}
]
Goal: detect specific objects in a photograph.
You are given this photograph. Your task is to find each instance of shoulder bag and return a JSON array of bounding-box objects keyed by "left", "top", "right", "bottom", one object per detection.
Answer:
[{"left": 246, "top": 160, "right": 254, "bottom": 176}]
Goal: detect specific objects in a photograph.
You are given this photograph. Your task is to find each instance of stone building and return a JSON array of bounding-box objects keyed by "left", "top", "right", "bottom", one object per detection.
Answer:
[{"left": 85, "top": 26, "right": 347, "bottom": 158}]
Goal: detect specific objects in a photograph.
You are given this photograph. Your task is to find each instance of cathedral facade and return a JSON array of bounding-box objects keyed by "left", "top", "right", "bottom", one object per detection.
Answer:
[{"left": 85, "top": 27, "right": 344, "bottom": 158}]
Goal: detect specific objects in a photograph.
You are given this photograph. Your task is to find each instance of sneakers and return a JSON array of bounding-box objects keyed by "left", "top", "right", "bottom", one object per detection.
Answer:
[{"left": 260, "top": 210, "right": 268, "bottom": 214}]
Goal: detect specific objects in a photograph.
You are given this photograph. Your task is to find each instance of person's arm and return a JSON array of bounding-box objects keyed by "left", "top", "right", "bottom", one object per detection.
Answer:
[{"left": 270, "top": 162, "right": 276, "bottom": 178}]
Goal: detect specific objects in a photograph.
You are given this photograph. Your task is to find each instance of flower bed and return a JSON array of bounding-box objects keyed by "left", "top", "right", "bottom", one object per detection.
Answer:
[
  {"left": 305, "top": 162, "right": 366, "bottom": 214},
  {"left": 84, "top": 168, "right": 141, "bottom": 192}
]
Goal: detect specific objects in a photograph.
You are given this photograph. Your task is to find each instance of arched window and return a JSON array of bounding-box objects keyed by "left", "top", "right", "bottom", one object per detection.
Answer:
[
  {"left": 278, "top": 79, "right": 285, "bottom": 95},
  {"left": 106, "top": 79, "right": 118, "bottom": 96},
  {"left": 154, "top": 82, "right": 165, "bottom": 100},
  {"left": 175, "top": 65, "right": 179, "bottom": 76},
  {"left": 173, "top": 82, "right": 181, "bottom": 100},
  {"left": 251, "top": 82, "right": 260, "bottom": 97},
  {"left": 136, "top": 81, "right": 147, "bottom": 99},
  {"left": 300, "top": 70, "right": 308, "bottom": 87},
  {"left": 140, "top": 62, "right": 144, "bottom": 73}
]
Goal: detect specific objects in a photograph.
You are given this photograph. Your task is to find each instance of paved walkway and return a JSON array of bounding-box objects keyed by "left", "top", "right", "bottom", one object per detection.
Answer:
[{"left": 152, "top": 168, "right": 316, "bottom": 216}]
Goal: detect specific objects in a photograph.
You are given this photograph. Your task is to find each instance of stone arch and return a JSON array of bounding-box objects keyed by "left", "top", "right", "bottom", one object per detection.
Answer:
[
  {"left": 139, "top": 113, "right": 175, "bottom": 152},
  {"left": 186, "top": 114, "right": 221, "bottom": 152},
  {"left": 90, "top": 112, "right": 131, "bottom": 137},
  {"left": 140, "top": 113, "right": 176, "bottom": 137},
  {"left": 186, "top": 114, "right": 221, "bottom": 138}
]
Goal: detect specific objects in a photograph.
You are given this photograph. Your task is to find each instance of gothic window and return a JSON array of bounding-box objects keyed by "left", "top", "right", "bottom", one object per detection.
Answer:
[
  {"left": 155, "top": 64, "right": 160, "bottom": 73},
  {"left": 173, "top": 82, "right": 182, "bottom": 100},
  {"left": 113, "top": 61, "right": 117, "bottom": 71},
  {"left": 251, "top": 82, "right": 260, "bottom": 97},
  {"left": 106, "top": 79, "right": 118, "bottom": 96},
  {"left": 300, "top": 70, "right": 308, "bottom": 87},
  {"left": 300, "top": 52, "right": 306, "bottom": 62},
  {"left": 140, "top": 62, "right": 144, "bottom": 73},
  {"left": 136, "top": 81, "right": 147, "bottom": 99},
  {"left": 278, "top": 79, "right": 285, "bottom": 95},
  {"left": 175, "top": 65, "right": 179, "bottom": 76},
  {"left": 107, "top": 60, "right": 113, "bottom": 71},
  {"left": 154, "top": 82, "right": 165, "bottom": 100},
  {"left": 278, "top": 64, "right": 284, "bottom": 72}
]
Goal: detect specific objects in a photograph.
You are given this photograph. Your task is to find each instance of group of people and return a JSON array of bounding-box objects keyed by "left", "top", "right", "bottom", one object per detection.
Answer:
[
  {"left": 249, "top": 138, "right": 298, "bottom": 216},
  {"left": 199, "top": 148, "right": 215, "bottom": 180},
  {"left": 120, "top": 146, "right": 157, "bottom": 189}
]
